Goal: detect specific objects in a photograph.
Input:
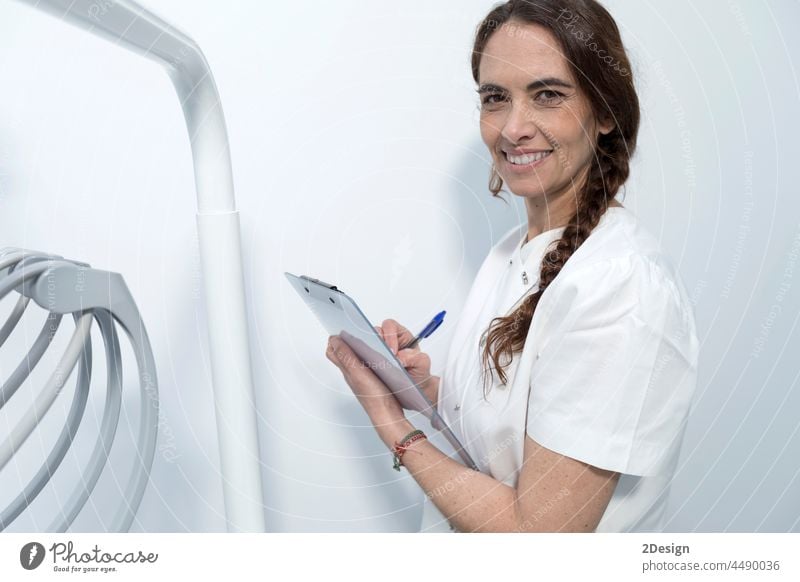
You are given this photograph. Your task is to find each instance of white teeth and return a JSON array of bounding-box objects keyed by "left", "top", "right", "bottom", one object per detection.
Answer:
[{"left": 506, "top": 151, "right": 552, "bottom": 165}]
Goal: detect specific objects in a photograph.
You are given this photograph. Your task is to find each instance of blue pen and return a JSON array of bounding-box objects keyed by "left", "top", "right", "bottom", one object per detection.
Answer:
[{"left": 398, "top": 311, "right": 446, "bottom": 351}]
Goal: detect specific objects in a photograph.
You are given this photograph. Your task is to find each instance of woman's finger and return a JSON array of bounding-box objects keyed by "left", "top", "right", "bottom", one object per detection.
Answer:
[
  {"left": 397, "top": 350, "right": 430, "bottom": 371},
  {"left": 396, "top": 350, "right": 413, "bottom": 368},
  {"left": 329, "top": 336, "right": 354, "bottom": 366},
  {"left": 326, "top": 337, "right": 339, "bottom": 365},
  {"left": 381, "top": 319, "right": 402, "bottom": 354},
  {"left": 376, "top": 325, "right": 402, "bottom": 356},
  {"left": 374, "top": 325, "right": 391, "bottom": 350},
  {"left": 383, "top": 319, "right": 419, "bottom": 353}
]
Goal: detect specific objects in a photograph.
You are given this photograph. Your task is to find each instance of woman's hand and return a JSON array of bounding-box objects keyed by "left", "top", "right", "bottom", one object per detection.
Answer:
[
  {"left": 375, "top": 319, "right": 440, "bottom": 412},
  {"left": 326, "top": 335, "right": 406, "bottom": 427}
]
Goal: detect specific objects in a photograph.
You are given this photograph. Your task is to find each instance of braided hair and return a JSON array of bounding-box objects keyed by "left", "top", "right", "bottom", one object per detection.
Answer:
[{"left": 471, "top": 0, "right": 640, "bottom": 394}]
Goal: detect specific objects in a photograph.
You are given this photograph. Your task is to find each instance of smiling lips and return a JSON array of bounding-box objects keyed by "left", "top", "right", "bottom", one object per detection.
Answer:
[{"left": 504, "top": 149, "right": 553, "bottom": 168}]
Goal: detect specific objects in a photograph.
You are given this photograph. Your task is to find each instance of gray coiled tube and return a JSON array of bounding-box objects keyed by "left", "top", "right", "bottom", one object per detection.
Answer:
[
  {"left": 50, "top": 308, "right": 123, "bottom": 532},
  {"left": 0, "top": 249, "right": 157, "bottom": 532},
  {"left": 0, "top": 311, "right": 92, "bottom": 530}
]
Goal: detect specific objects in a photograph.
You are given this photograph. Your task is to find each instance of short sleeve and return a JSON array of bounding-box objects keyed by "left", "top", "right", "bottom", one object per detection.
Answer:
[{"left": 525, "top": 256, "right": 699, "bottom": 477}]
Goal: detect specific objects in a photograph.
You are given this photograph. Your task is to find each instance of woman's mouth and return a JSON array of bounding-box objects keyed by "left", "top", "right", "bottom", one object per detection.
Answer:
[{"left": 503, "top": 150, "right": 553, "bottom": 173}]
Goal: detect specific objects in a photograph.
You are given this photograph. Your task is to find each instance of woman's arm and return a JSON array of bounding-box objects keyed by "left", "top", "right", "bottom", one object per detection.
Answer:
[
  {"left": 327, "top": 335, "right": 617, "bottom": 532},
  {"left": 379, "top": 418, "right": 619, "bottom": 532}
]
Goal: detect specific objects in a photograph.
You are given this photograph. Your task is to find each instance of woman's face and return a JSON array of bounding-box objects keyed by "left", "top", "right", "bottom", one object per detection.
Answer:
[{"left": 478, "top": 21, "right": 613, "bottom": 207}]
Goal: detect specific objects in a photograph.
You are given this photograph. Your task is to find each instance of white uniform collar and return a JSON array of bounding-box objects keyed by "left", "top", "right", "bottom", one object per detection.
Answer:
[
  {"left": 508, "top": 225, "right": 567, "bottom": 298},
  {"left": 445, "top": 223, "right": 566, "bottom": 375}
]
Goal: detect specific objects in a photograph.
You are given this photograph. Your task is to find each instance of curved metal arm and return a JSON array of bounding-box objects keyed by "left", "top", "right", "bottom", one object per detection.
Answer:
[
  {"left": 18, "top": 0, "right": 234, "bottom": 213},
  {"left": 15, "top": 0, "right": 265, "bottom": 531}
]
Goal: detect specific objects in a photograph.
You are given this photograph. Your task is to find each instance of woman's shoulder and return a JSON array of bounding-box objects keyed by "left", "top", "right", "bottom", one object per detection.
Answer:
[
  {"left": 564, "top": 206, "right": 681, "bottom": 282},
  {"left": 549, "top": 207, "right": 695, "bottom": 314},
  {"left": 487, "top": 206, "right": 690, "bottom": 303}
]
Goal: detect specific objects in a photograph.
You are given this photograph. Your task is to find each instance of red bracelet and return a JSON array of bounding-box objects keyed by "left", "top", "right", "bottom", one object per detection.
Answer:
[{"left": 392, "top": 429, "right": 427, "bottom": 471}]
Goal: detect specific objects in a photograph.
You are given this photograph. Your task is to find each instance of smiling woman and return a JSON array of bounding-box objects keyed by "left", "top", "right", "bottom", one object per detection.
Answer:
[
  {"left": 472, "top": 0, "right": 641, "bottom": 392},
  {"left": 327, "top": 0, "right": 699, "bottom": 534}
]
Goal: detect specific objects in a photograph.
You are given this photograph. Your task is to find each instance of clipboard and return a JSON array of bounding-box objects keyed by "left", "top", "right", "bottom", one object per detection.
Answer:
[{"left": 284, "top": 272, "right": 479, "bottom": 471}]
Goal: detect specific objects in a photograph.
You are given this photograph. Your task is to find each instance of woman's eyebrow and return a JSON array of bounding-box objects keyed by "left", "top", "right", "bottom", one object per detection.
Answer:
[{"left": 476, "top": 77, "right": 574, "bottom": 94}]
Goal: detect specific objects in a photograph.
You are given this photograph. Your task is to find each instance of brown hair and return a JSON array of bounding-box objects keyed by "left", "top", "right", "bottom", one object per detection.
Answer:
[{"left": 473, "top": 0, "right": 640, "bottom": 393}]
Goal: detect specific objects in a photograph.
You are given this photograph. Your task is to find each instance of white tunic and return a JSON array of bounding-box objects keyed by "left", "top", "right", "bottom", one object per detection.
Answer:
[{"left": 419, "top": 206, "right": 699, "bottom": 532}]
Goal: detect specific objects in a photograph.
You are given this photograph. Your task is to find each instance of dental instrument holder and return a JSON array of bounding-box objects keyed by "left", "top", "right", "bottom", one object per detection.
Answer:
[
  {"left": 0, "top": 248, "right": 158, "bottom": 531},
  {"left": 16, "top": 0, "right": 266, "bottom": 531}
]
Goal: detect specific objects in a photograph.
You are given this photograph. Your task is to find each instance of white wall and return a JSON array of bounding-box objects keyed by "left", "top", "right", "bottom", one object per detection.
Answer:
[{"left": 0, "top": 0, "right": 797, "bottom": 532}]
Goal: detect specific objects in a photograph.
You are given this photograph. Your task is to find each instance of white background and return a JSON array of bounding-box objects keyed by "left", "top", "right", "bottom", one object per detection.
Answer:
[{"left": 0, "top": 0, "right": 798, "bottom": 532}]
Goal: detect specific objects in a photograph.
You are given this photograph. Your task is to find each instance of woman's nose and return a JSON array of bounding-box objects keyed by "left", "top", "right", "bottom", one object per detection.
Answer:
[{"left": 500, "top": 102, "right": 539, "bottom": 144}]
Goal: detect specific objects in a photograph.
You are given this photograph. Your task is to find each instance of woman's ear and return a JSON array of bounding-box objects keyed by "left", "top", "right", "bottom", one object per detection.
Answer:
[
  {"left": 593, "top": 110, "right": 615, "bottom": 137},
  {"left": 598, "top": 116, "right": 616, "bottom": 136}
]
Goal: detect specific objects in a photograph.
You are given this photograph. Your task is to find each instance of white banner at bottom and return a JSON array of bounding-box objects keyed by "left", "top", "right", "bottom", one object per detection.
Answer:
[{"left": 0, "top": 533, "right": 797, "bottom": 582}]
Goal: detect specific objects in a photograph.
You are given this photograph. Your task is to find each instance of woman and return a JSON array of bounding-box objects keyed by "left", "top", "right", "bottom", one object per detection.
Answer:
[{"left": 326, "top": 0, "right": 698, "bottom": 533}]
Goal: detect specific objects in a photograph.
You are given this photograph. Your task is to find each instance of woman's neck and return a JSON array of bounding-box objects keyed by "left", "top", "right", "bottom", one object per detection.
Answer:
[{"left": 523, "top": 197, "right": 622, "bottom": 244}]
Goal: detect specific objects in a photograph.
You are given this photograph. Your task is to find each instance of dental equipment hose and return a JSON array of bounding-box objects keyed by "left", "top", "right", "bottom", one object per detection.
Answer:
[{"left": 0, "top": 248, "right": 158, "bottom": 532}]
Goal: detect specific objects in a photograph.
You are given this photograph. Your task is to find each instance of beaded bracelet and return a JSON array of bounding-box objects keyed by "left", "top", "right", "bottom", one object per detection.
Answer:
[{"left": 392, "top": 429, "right": 427, "bottom": 471}]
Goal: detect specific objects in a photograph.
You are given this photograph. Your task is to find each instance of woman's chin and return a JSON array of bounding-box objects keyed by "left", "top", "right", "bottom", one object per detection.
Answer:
[{"left": 503, "top": 180, "right": 549, "bottom": 199}]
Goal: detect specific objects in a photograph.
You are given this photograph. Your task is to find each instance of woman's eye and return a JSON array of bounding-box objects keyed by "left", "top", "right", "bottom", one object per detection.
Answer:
[
  {"left": 481, "top": 93, "right": 507, "bottom": 106},
  {"left": 480, "top": 90, "right": 564, "bottom": 108},
  {"left": 537, "top": 90, "right": 564, "bottom": 103}
]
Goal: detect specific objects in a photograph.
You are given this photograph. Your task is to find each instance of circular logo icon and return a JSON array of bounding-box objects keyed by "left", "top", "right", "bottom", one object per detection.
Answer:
[{"left": 19, "top": 542, "right": 45, "bottom": 570}]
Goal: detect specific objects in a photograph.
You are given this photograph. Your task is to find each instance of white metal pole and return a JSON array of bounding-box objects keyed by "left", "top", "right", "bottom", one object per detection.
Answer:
[{"left": 16, "top": 0, "right": 265, "bottom": 532}]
